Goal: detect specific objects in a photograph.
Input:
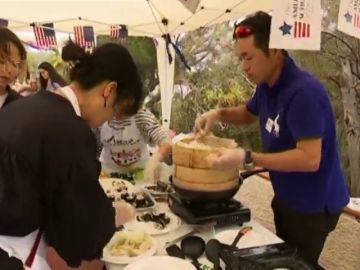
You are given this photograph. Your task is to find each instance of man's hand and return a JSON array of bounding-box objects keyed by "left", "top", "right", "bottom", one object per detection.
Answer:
[
  {"left": 206, "top": 147, "right": 245, "bottom": 170},
  {"left": 194, "top": 109, "right": 221, "bottom": 137}
]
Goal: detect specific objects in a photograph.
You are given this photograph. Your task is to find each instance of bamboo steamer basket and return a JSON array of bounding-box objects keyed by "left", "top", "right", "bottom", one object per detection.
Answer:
[{"left": 172, "top": 136, "right": 240, "bottom": 197}]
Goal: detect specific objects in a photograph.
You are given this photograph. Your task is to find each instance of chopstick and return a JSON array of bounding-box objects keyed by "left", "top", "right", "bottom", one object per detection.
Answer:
[{"left": 231, "top": 226, "right": 252, "bottom": 247}]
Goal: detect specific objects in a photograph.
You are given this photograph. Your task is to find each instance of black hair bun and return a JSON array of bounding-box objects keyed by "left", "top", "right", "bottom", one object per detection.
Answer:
[{"left": 62, "top": 40, "right": 94, "bottom": 81}]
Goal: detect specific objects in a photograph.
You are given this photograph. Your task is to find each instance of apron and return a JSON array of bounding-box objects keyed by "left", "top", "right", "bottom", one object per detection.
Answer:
[
  {"left": 100, "top": 116, "right": 150, "bottom": 174},
  {"left": 0, "top": 86, "right": 81, "bottom": 270},
  {"left": 0, "top": 230, "right": 49, "bottom": 270}
]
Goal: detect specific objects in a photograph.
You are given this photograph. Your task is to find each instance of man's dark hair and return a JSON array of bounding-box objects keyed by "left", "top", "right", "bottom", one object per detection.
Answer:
[{"left": 235, "top": 11, "right": 272, "bottom": 55}]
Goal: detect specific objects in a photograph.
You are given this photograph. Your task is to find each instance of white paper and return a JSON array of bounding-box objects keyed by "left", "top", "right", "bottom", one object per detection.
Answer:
[
  {"left": 338, "top": 0, "right": 360, "bottom": 39},
  {"left": 269, "top": 0, "right": 322, "bottom": 50}
]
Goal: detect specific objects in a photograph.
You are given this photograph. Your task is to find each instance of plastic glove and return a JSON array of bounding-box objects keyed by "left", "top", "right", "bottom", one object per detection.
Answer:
[
  {"left": 206, "top": 147, "right": 245, "bottom": 170},
  {"left": 113, "top": 201, "right": 136, "bottom": 227},
  {"left": 194, "top": 109, "right": 220, "bottom": 138},
  {"left": 144, "top": 153, "right": 163, "bottom": 183}
]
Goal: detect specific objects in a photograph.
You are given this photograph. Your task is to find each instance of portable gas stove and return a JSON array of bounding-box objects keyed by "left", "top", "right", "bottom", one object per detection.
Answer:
[{"left": 168, "top": 192, "right": 251, "bottom": 227}]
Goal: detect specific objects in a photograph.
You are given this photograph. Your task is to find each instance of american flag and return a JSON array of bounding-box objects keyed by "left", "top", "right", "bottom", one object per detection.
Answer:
[
  {"left": 0, "top": 18, "right": 8, "bottom": 27},
  {"left": 110, "top": 25, "right": 128, "bottom": 40},
  {"left": 294, "top": 21, "right": 310, "bottom": 38},
  {"left": 74, "top": 26, "right": 95, "bottom": 48},
  {"left": 33, "top": 23, "right": 57, "bottom": 48},
  {"left": 354, "top": 13, "right": 360, "bottom": 28}
]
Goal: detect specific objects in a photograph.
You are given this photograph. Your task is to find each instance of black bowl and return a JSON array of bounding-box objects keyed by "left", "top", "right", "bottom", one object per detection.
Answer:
[{"left": 172, "top": 184, "right": 240, "bottom": 203}]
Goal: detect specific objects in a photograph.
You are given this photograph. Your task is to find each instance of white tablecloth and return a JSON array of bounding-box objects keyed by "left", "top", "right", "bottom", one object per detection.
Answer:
[{"left": 105, "top": 202, "right": 283, "bottom": 270}]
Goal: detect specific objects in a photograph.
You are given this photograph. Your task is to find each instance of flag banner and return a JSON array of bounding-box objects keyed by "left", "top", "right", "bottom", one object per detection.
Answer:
[
  {"left": 33, "top": 23, "right": 57, "bottom": 48},
  {"left": 269, "top": 0, "right": 322, "bottom": 50},
  {"left": 110, "top": 24, "right": 128, "bottom": 41},
  {"left": 177, "top": 0, "right": 201, "bottom": 14},
  {"left": 338, "top": 0, "right": 360, "bottom": 39},
  {"left": 74, "top": 25, "right": 95, "bottom": 48},
  {"left": 0, "top": 18, "right": 8, "bottom": 27}
]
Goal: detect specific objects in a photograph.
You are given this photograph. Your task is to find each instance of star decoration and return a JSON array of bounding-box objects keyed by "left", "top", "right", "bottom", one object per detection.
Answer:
[
  {"left": 344, "top": 11, "right": 353, "bottom": 23},
  {"left": 279, "top": 21, "right": 292, "bottom": 35}
]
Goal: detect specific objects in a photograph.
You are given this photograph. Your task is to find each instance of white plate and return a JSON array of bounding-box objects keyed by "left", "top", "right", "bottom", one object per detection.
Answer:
[
  {"left": 348, "top": 198, "right": 360, "bottom": 212},
  {"left": 214, "top": 228, "right": 270, "bottom": 249},
  {"left": 99, "top": 178, "right": 134, "bottom": 193},
  {"left": 99, "top": 179, "right": 156, "bottom": 211},
  {"left": 124, "top": 256, "right": 196, "bottom": 270},
  {"left": 102, "top": 231, "right": 157, "bottom": 265},
  {"left": 124, "top": 211, "right": 181, "bottom": 235}
]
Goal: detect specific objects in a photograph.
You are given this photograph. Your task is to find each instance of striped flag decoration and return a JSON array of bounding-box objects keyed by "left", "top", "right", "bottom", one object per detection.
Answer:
[
  {"left": 0, "top": 18, "right": 8, "bottom": 27},
  {"left": 338, "top": 0, "right": 360, "bottom": 39},
  {"left": 32, "top": 23, "right": 57, "bottom": 48},
  {"left": 74, "top": 26, "right": 95, "bottom": 48},
  {"left": 110, "top": 25, "right": 128, "bottom": 40},
  {"left": 269, "top": 0, "right": 321, "bottom": 50},
  {"left": 110, "top": 25, "right": 118, "bottom": 38},
  {"left": 294, "top": 21, "right": 311, "bottom": 38},
  {"left": 354, "top": 13, "right": 360, "bottom": 28}
]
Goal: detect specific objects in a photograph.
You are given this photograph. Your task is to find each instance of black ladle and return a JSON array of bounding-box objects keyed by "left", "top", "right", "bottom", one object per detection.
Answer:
[
  {"left": 181, "top": 236, "right": 206, "bottom": 270},
  {"left": 205, "top": 239, "right": 223, "bottom": 270}
]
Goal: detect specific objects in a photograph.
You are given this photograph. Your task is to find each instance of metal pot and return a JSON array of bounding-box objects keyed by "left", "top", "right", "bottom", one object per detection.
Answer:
[{"left": 170, "top": 168, "right": 267, "bottom": 203}]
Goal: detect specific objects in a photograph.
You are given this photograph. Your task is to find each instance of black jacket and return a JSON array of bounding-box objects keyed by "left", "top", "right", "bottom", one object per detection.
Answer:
[
  {"left": 0, "top": 91, "right": 115, "bottom": 267},
  {"left": 2, "top": 86, "right": 22, "bottom": 108}
]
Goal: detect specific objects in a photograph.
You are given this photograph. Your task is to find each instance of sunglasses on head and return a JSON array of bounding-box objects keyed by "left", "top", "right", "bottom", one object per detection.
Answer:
[{"left": 233, "top": 25, "right": 253, "bottom": 40}]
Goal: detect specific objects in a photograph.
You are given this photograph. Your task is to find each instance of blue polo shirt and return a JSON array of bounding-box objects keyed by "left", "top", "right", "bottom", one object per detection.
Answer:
[{"left": 246, "top": 56, "right": 349, "bottom": 214}]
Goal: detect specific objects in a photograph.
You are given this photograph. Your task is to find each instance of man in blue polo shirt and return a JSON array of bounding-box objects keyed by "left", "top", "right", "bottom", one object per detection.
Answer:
[{"left": 195, "top": 11, "right": 349, "bottom": 268}]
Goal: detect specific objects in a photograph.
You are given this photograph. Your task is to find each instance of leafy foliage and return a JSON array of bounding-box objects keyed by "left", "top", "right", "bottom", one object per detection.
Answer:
[
  {"left": 97, "top": 35, "right": 158, "bottom": 97},
  {"left": 170, "top": 24, "right": 262, "bottom": 150},
  {"left": 26, "top": 48, "right": 65, "bottom": 79}
]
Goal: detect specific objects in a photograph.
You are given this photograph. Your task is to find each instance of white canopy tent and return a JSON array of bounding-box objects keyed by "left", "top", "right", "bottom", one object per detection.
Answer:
[{"left": 1, "top": 0, "right": 273, "bottom": 128}]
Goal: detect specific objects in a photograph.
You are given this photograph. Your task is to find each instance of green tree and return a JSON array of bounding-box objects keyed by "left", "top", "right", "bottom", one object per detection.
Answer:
[
  {"left": 171, "top": 24, "right": 262, "bottom": 150},
  {"left": 97, "top": 35, "right": 158, "bottom": 97}
]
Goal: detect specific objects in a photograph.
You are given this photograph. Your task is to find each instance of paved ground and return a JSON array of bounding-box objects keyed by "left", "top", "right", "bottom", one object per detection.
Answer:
[{"left": 235, "top": 176, "right": 360, "bottom": 270}]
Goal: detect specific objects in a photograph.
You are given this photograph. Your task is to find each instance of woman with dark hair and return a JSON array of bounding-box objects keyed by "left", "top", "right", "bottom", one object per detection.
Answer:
[
  {"left": 0, "top": 40, "right": 144, "bottom": 269},
  {"left": 62, "top": 40, "right": 172, "bottom": 182},
  {"left": 38, "top": 61, "right": 67, "bottom": 91},
  {"left": 0, "top": 27, "right": 26, "bottom": 108}
]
